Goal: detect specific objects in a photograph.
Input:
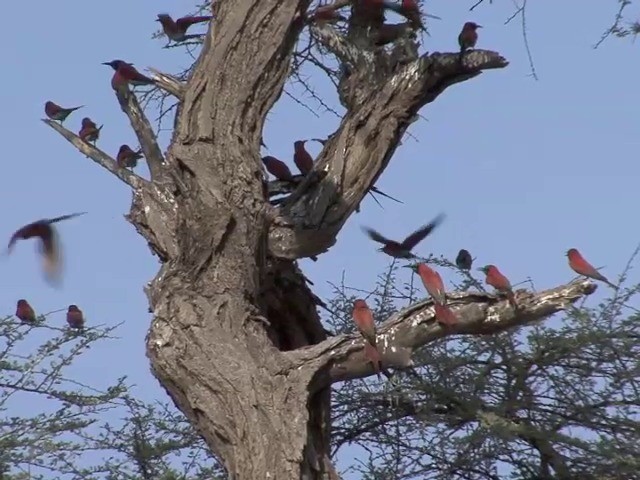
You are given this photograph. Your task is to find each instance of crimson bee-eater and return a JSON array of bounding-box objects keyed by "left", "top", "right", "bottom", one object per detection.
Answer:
[
  {"left": 15, "top": 299, "right": 36, "bottom": 323},
  {"left": 478, "top": 264, "right": 517, "bottom": 308},
  {"left": 117, "top": 144, "right": 143, "bottom": 169},
  {"left": 156, "top": 13, "right": 212, "bottom": 42},
  {"left": 362, "top": 213, "right": 445, "bottom": 258},
  {"left": 458, "top": 22, "right": 481, "bottom": 59},
  {"left": 102, "top": 60, "right": 155, "bottom": 91},
  {"left": 293, "top": 140, "right": 314, "bottom": 175},
  {"left": 456, "top": 248, "right": 473, "bottom": 270},
  {"left": 7, "top": 212, "right": 87, "bottom": 283},
  {"left": 44, "top": 101, "right": 83, "bottom": 124},
  {"left": 262, "top": 156, "right": 294, "bottom": 182},
  {"left": 66, "top": 305, "right": 85, "bottom": 330},
  {"left": 416, "top": 262, "right": 447, "bottom": 305},
  {"left": 352, "top": 299, "right": 382, "bottom": 379},
  {"left": 78, "top": 117, "right": 102, "bottom": 144},
  {"left": 566, "top": 248, "right": 617, "bottom": 289}
]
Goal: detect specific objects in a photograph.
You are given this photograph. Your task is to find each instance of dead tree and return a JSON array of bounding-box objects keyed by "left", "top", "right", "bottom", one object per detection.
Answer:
[{"left": 44, "top": 1, "right": 596, "bottom": 478}]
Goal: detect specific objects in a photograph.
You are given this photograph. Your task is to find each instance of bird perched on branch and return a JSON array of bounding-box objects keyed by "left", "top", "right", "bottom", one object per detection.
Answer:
[
  {"left": 352, "top": 299, "right": 382, "bottom": 379},
  {"left": 44, "top": 101, "right": 83, "bottom": 124},
  {"left": 478, "top": 264, "right": 517, "bottom": 308},
  {"left": 102, "top": 60, "right": 155, "bottom": 91},
  {"left": 413, "top": 262, "right": 447, "bottom": 305},
  {"left": 15, "top": 299, "right": 37, "bottom": 324},
  {"left": 455, "top": 248, "right": 473, "bottom": 270},
  {"left": 7, "top": 212, "right": 87, "bottom": 284},
  {"left": 293, "top": 140, "right": 314, "bottom": 175},
  {"left": 566, "top": 248, "right": 617, "bottom": 289},
  {"left": 66, "top": 305, "right": 85, "bottom": 331},
  {"left": 156, "top": 13, "right": 212, "bottom": 42},
  {"left": 78, "top": 117, "right": 102, "bottom": 145},
  {"left": 117, "top": 145, "right": 143, "bottom": 169},
  {"left": 262, "top": 156, "right": 294, "bottom": 182},
  {"left": 362, "top": 213, "right": 445, "bottom": 259},
  {"left": 458, "top": 22, "right": 481, "bottom": 60}
]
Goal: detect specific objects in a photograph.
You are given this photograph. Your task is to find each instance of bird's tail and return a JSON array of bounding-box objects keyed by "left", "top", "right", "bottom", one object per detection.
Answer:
[
  {"left": 507, "top": 290, "right": 518, "bottom": 309},
  {"left": 370, "top": 186, "right": 403, "bottom": 204},
  {"left": 364, "top": 342, "right": 382, "bottom": 380},
  {"left": 70, "top": 105, "right": 84, "bottom": 112},
  {"left": 49, "top": 212, "right": 88, "bottom": 224}
]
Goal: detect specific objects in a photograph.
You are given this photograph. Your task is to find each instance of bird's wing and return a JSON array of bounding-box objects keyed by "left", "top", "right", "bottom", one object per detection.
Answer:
[
  {"left": 362, "top": 227, "right": 391, "bottom": 245},
  {"left": 47, "top": 212, "right": 87, "bottom": 224},
  {"left": 401, "top": 213, "right": 445, "bottom": 249}
]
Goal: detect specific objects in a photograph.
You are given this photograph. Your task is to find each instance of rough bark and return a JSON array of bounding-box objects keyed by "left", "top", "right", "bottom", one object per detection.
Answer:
[{"left": 43, "top": 1, "right": 594, "bottom": 478}]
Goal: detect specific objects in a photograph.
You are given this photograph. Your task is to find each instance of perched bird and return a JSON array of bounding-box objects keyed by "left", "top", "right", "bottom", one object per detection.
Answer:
[
  {"left": 262, "top": 156, "right": 294, "bottom": 182},
  {"left": 434, "top": 303, "right": 458, "bottom": 326},
  {"left": 293, "top": 140, "right": 314, "bottom": 175},
  {"left": 478, "top": 265, "right": 517, "bottom": 308},
  {"left": 397, "top": 0, "right": 424, "bottom": 30},
  {"left": 117, "top": 144, "right": 143, "bottom": 169},
  {"left": 309, "top": 5, "right": 346, "bottom": 23},
  {"left": 458, "top": 22, "right": 482, "bottom": 59},
  {"left": 566, "top": 248, "right": 617, "bottom": 289},
  {"left": 102, "top": 60, "right": 155, "bottom": 91},
  {"left": 362, "top": 213, "right": 446, "bottom": 258},
  {"left": 7, "top": 212, "right": 87, "bottom": 283},
  {"left": 415, "top": 262, "right": 447, "bottom": 305},
  {"left": 78, "top": 117, "right": 102, "bottom": 144},
  {"left": 455, "top": 248, "right": 473, "bottom": 270},
  {"left": 15, "top": 299, "right": 36, "bottom": 324},
  {"left": 156, "top": 13, "right": 212, "bottom": 42},
  {"left": 44, "top": 101, "right": 83, "bottom": 124},
  {"left": 352, "top": 299, "right": 382, "bottom": 379},
  {"left": 66, "top": 305, "right": 85, "bottom": 330}
]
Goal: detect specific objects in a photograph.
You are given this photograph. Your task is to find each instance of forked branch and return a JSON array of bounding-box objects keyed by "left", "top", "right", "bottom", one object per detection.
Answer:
[
  {"left": 288, "top": 279, "right": 596, "bottom": 389},
  {"left": 148, "top": 67, "right": 186, "bottom": 99},
  {"left": 42, "top": 119, "right": 145, "bottom": 189}
]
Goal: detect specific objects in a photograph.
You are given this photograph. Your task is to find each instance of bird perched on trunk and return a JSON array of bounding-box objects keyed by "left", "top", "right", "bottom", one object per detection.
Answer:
[
  {"left": 102, "top": 60, "right": 155, "bottom": 91},
  {"left": 478, "top": 265, "right": 517, "bottom": 308},
  {"left": 407, "top": 262, "right": 447, "bottom": 305},
  {"left": 117, "top": 145, "right": 143, "bottom": 169},
  {"left": 7, "top": 212, "right": 87, "bottom": 284},
  {"left": 455, "top": 248, "right": 473, "bottom": 270},
  {"left": 362, "top": 213, "right": 446, "bottom": 259},
  {"left": 15, "top": 299, "right": 37, "bottom": 324},
  {"left": 44, "top": 101, "right": 83, "bottom": 124},
  {"left": 293, "top": 140, "right": 314, "bottom": 175},
  {"left": 352, "top": 299, "right": 382, "bottom": 379},
  {"left": 434, "top": 303, "right": 458, "bottom": 326},
  {"left": 156, "top": 13, "right": 212, "bottom": 42},
  {"left": 78, "top": 117, "right": 102, "bottom": 144},
  {"left": 262, "top": 156, "right": 294, "bottom": 182},
  {"left": 66, "top": 305, "right": 85, "bottom": 330},
  {"left": 458, "top": 21, "right": 482, "bottom": 60},
  {"left": 566, "top": 248, "right": 617, "bottom": 289}
]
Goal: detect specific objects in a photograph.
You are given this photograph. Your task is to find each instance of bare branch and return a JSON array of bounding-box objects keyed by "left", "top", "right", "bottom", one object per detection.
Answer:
[
  {"left": 42, "top": 119, "right": 145, "bottom": 189},
  {"left": 113, "top": 88, "right": 167, "bottom": 183},
  {"left": 288, "top": 279, "right": 596, "bottom": 388},
  {"left": 310, "top": 23, "right": 369, "bottom": 67},
  {"left": 269, "top": 48, "right": 508, "bottom": 259},
  {"left": 147, "top": 67, "right": 187, "bottom": 99}
]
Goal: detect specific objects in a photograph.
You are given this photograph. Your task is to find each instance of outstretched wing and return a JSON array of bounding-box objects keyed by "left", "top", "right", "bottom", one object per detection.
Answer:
[
  {"left": 362, "top": 226, "right": 392, "bottom": 245},
  {"left": 401, "top": 213, "right": 446, "bottom": 250}
]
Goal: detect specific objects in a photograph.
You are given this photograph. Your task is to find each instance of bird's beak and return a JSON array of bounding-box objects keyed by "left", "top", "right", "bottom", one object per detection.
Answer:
[
  {"left": 477, "top": 25, "right": 483, "bottom": 28},
  {"left": 476, "top": 267, "right": 485, "bottom": 272},
  {"left": 101, "top": 62, "right": 111, "bottom": 66}
]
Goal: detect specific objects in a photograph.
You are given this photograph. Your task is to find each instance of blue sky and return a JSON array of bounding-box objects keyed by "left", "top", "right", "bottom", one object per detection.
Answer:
[{"left": 1, "top": 0, "right": 639, "bottom": 477}]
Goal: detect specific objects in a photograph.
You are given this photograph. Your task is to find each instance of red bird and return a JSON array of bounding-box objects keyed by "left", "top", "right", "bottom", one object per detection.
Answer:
[
  {"left": 309, "top": 5, "right": 346, "bottom": 23},
  {"left": 566, "top": 248, "right": 617, "bottom": 289},
  {"left": 293, "top": 140, "right": 314, "bottom": 175},
  {"left": 66, "top": 305, "right": 85, "bottom": 330},
  {"left": 434, "top": 303, "right": 458, "bottom": 326},
  {"left": 415, "top": 262, "right": 447, "bottom": 305},
  {"left": 117, "top": 144, "right": 143, "bottom": 169},
  {"left": 479, "top": 265, "right": 517, "bottom": 308},
  {"left": 398, "top": 0, "right": 424, "bottom": 30},
  {"left": 262, "top": 156, "right": 294, "bottom": 182},
  {"left": 352, "top": 299, "right": 381, "bottom": 379},
  {"left": 78, "top": 117, "right": 102, "bottom": 144},
  {"left": 102, "top": 60, "right": 155, "bottom": 91},
  {"left": 157, "top": 13, "right": 212, "bottom": 42},
  {"left": 362, "top": 213, "right": 445, "bottom": 258},
  {"left": 15, "top": 299, "right": 36, "bottom": 324},
  {"left": 44, "top": 101, "right": 83, "bottom": 124},
  {"left": 458, "top": 22, "right": 482, "bottom": 58},
  {"left": 7, "top": 212, "right": 87, "bottom": 283}
]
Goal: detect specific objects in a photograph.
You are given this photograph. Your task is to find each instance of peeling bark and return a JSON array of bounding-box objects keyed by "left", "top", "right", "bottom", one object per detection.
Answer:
[{"left": 43, "top": 1, "right": 596, "bottom": 478}]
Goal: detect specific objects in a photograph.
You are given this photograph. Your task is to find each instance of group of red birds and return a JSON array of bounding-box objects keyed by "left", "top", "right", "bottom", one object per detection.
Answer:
[
  {"left": 352, "top": 215, "right": 618, "bottom": 375},
  {"left": 15, "top": 300, "right": 85, "bottom": 331}
]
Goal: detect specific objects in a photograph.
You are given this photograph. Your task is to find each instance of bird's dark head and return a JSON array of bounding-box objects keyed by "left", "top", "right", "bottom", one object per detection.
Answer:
[
  {"left": 102, "top": 60, "right": 130, "bottom": 70},
  {"left": 156, "top": 13, "right": 171, "bottom": 23},
  {"left": 80, "top": 117, "right": 93, "bottom": 127},
  {"left": 293, "top": 140, "right": 307, "bottom": 149},
  {"left": 68, "top": 305, "right": 79, "bottom": 312},
  {"left": 566, "top": 248, "right": 578, "bottom": 257},
  {"left": 464, "top": 22, "right": 482, "bottom": 30},
  {"left": 353, "top": 299, "right": 368, "bottom": 310},
  {"left": 17, "top": 299, "right": 28, "bottom": 307}
]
